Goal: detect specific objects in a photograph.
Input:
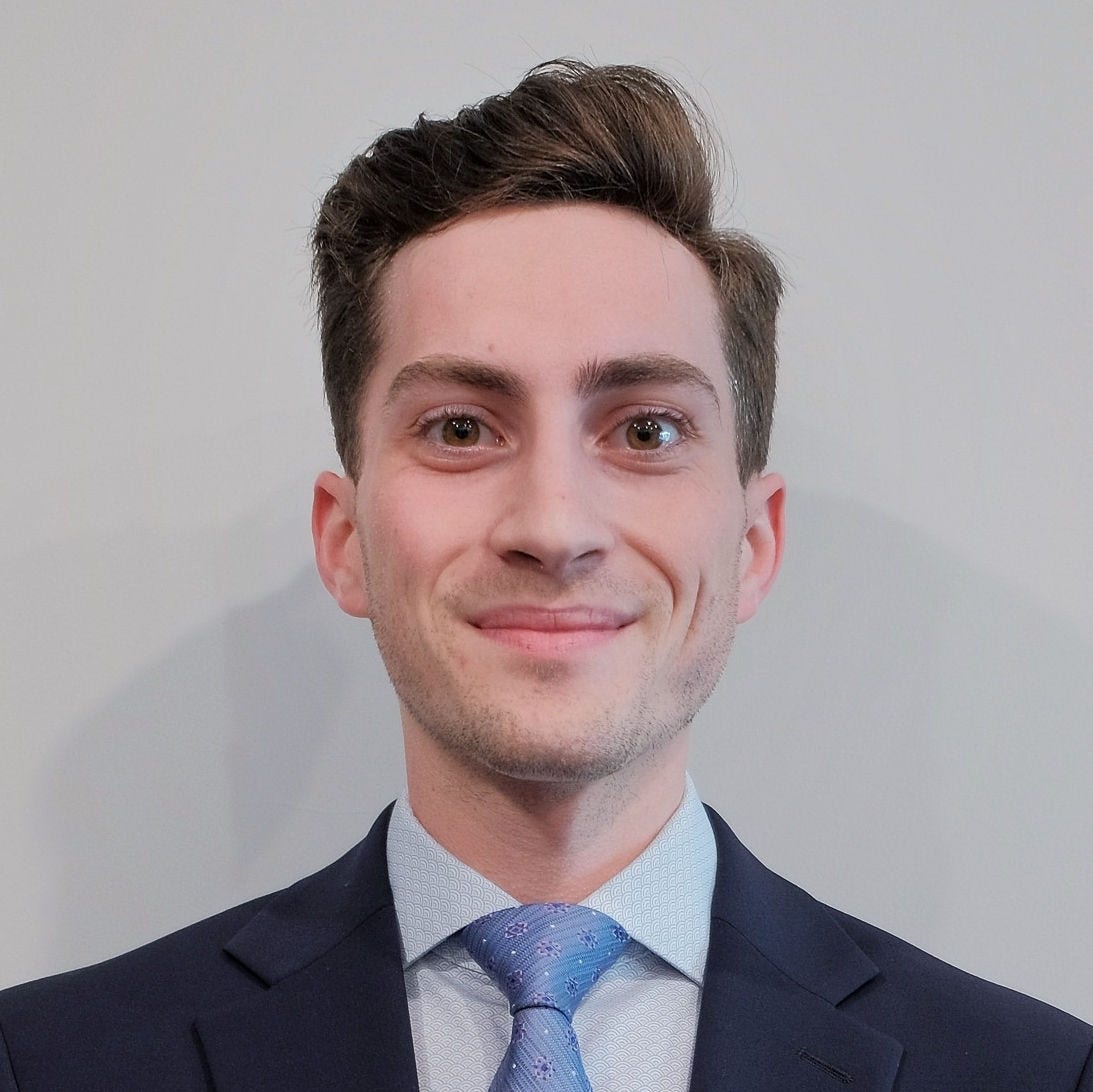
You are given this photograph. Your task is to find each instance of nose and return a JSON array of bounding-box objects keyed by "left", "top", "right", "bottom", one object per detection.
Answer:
[{"left": 488, "top": 441, "right": 615, "bottom": 579}]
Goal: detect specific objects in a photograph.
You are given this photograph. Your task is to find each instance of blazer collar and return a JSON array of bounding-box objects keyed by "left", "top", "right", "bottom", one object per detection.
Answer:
[
  {"left": 194, "top": 804, "right": 419, "bottom": 1091},
  {"left": 690, "top": 806, "right": 903, "bottom": 1091},
  {"left": 191, "top": 802, "right": 905, "bottom": 1091}
]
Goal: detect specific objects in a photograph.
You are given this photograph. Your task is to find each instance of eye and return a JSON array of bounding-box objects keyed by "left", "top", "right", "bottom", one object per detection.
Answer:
[
  {"left": 601, "top": 408, "right": 693, "bottom": 461},
  {"left": 607, "top": 411, "right": 689, "bottom": 455},
  {"left": 625, "top": 416, "right": 681, "bottom": 450},
  {"left": 418, "top": 409, "right": 504, "bottom": 453},
  {"left": 440, "top": 416, "right": 482, "bottom": 446}
]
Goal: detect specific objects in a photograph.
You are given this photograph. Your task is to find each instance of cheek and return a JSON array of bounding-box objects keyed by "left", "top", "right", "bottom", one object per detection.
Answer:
[
  {"left": 633, "top": 479, "right": 744, "bottom": 591},
  {"left": 362, "top": 473, "right": 485, "bottom": 590}
]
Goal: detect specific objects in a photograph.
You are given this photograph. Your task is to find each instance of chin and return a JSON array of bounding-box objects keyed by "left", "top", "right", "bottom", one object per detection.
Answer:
[
  {"left": 420, "top": 703, "right": 688, "bottom": 786},
  {"left": 476, "top": 746, "right": 636, "bottom": 785}
]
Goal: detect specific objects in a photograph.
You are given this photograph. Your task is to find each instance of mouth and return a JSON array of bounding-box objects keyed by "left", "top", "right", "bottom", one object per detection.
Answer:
[{"left": 468, "top": 605, "right": 636, "bottom": 655}]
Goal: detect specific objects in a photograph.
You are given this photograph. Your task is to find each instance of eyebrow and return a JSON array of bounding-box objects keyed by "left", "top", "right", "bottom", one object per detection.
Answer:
[
  {"left": 575, "top": 354, "right": 721, "bottom": 409},
  {"left": 383, "top": 351, "right": 720, "bottom": 409},
  {"left": 384, "top": 355, "right": 530, "bottom": 405}
]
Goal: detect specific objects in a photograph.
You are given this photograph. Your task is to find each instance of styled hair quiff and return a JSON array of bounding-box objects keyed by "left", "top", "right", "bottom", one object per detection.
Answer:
[{"left": 311, "top": 59, "right": 782, "bottom": 482}]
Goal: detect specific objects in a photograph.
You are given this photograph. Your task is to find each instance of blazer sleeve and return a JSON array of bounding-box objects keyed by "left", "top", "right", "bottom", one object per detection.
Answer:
[
  {"left": 1077, "top": 1042, "right": 1093, "bottom": 1092},
  {"left": 0, "top": 1025, "right": 18, "bottom": 1092}
]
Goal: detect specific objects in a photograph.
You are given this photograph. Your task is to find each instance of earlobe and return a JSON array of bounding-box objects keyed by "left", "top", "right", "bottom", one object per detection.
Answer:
[
  {"left": 735, "top": 472, "right": 786, "bottom": 625},
  {"left": 312, "top": 470, "right": 370, "bottom": 618}
]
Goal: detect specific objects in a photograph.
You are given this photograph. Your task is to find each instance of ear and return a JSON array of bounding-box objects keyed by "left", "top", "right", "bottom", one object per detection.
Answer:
[
  {"left": 312, "top": 470, "right": 370, "bottom": 618},
  {"left": 735, "top": 472, "right": 785, "bottom": 625}
]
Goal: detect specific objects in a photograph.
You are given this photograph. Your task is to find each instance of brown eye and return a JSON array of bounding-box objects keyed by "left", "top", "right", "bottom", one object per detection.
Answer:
[
  {"left": 441, "top": 417, "right": 481, "bottom": 446},
  {"left": 626, "top": 417, "right": 676, "bottom": 450}
]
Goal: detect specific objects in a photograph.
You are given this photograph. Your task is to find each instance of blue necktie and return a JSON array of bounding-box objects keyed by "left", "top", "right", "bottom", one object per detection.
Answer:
[{"left": 463, "top": 903, "right": 629, "bottom": 1091}]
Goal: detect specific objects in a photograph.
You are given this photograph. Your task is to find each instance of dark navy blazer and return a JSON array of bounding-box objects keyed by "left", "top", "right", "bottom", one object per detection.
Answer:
[{"left": 1, "top": 806, "right": 1090, "bottom": 1090}]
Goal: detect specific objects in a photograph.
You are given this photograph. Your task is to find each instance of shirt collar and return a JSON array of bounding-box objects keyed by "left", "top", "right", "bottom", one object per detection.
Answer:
[
  {"left": 386, "top": 795, "right": 514, "bottom": 966},
  {"left": 583, "top": 777, "right": 715, "bottom": 984},
  {"left": 386, "top": 775, "right": 716, "bottom": 986}
]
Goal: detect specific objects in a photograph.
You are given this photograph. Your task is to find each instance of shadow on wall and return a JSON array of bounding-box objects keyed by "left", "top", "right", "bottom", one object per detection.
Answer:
[
  {"left": 35, "top": 564, "right": 402, "bottom": 977},
  {"left": 28, "top": 490, "right": 1093, "bottom": 1018},
  {"left": 695, "top": 489, "right": 1091, "bottom": 1018}
]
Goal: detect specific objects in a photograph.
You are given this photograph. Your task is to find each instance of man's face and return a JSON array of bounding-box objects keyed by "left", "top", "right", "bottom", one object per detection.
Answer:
[{"left": 315, "top": 204, "right": 782, "bottom": 785}]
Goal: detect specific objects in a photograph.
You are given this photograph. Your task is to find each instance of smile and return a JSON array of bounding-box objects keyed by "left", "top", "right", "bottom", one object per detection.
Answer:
[{"left": 469, "top": 606, "right": 635, "bottom": 655}]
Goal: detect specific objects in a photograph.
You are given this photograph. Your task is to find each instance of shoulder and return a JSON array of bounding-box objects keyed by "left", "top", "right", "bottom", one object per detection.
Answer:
[
  {"left": 0, "top": 809, "right": 396, "bottom": 1090},
  {"left": 830, "top": 905, "right": 1093, "bottom": 1085},
  {"left": 701, "top": 804, "right": 1093, "bottom": 1089},
  {"left": 0, "top": 893, "right": 268, "bottom": 1011},
  {"left": 0, "top": 895, "right": 271, "bottom": 1089},
  {"left": 834, "top": 902, "right": 1085, "bottom": 1028}
]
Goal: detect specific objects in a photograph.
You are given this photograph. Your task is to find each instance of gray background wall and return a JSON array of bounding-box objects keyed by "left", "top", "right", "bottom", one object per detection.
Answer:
[{"left": 3, "top": 2, "right": 1090, "bottom": 1020}]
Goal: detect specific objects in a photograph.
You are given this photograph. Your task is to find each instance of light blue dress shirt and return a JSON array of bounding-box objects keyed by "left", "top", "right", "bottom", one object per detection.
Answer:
[{"left": 386, "top": 776, "right": 717, "bottom": 1091}]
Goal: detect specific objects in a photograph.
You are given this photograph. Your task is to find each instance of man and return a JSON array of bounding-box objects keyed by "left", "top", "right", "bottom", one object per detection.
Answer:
[{"left": 0, "top": 60, "right": 1089, "bottom": 1091}]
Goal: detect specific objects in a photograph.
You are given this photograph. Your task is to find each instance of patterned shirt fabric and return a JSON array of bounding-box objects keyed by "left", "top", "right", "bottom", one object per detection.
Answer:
[
  {"left": 386, "top": 776, "right": 717, "bottom": 1091},
  {"left": 463, "top": 904, "right": 630, "bottom": 1091}
]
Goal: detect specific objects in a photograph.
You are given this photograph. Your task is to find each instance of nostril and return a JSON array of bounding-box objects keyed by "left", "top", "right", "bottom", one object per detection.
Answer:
[{"left": 508, "top": 550, "right": 546, "bottom": 570}]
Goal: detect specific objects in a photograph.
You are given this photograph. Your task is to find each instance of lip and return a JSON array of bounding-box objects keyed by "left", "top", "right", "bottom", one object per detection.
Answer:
[{"left": 469, "top": 605, "right": 636, "bottom": 655}]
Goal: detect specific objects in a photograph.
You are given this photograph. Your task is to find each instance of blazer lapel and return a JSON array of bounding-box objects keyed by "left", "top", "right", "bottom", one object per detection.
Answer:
[
  {"left": 189, "top": 802, "right": 905, "bottom": 1090},
  {"left": 690, "top": 809, "right": 903, "bottom": 1092},
  {"left": 194, "top": 806, "right": 419, "bottom": 1091}
]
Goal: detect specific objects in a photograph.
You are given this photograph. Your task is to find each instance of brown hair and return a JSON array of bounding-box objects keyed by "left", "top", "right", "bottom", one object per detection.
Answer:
[{"left": 311, "top": 59, "right": 782, "bottom": 481}]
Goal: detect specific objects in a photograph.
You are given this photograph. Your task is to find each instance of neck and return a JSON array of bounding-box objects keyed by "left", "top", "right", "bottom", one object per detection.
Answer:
[{"left": 403, "top": 727, "right": 690, "bottom": 903}]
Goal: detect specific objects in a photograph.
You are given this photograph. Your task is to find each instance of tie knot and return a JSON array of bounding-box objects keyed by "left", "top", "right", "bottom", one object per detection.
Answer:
[{"left": 463, "top": 903, "right": 629, "bottom": 1019}]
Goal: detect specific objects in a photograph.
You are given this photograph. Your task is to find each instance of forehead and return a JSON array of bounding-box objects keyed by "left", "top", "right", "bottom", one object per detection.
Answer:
[{"left": 372, "top": 204, "right": 727, "bottom": 396}]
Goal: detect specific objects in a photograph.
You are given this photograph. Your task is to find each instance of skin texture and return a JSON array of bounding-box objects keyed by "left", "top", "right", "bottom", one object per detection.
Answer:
[{"left": 313, "top": 204, "right": 784, "bottom": 899}]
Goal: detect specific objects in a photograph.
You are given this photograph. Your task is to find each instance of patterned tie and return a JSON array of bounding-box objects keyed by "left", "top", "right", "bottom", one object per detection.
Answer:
[{"left": 462, "top": 903, "right": 629, "bottom": 1091}]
